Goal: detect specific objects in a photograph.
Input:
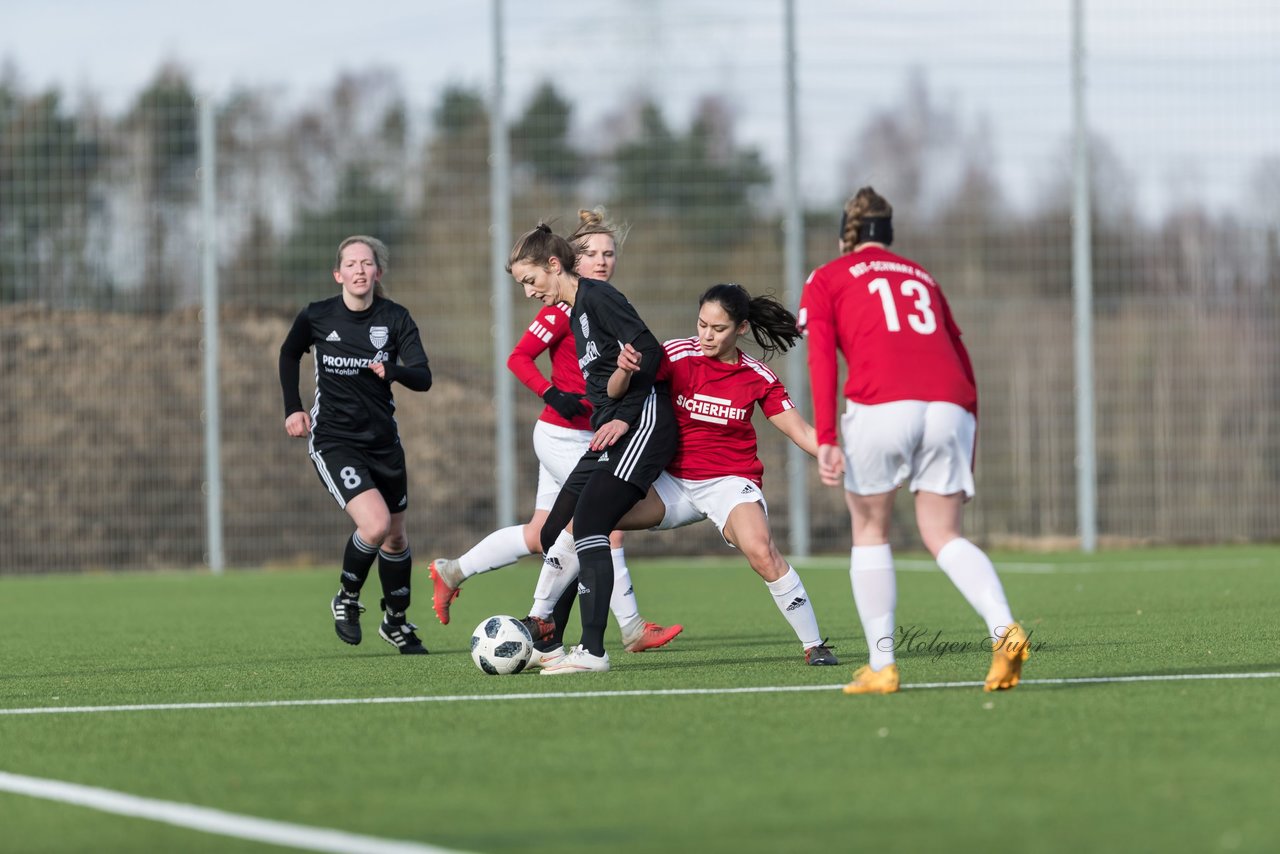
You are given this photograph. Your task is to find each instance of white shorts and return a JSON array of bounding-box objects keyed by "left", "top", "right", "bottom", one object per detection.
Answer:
[
  {"left": 840, "top": 400, "right": 976, "bottom": 498},
  {"left": 651, "top": 472, "right": 767, "bottom": 544},
  {"left": 532, "top": 420, "right": 593, "bottom": 511}
]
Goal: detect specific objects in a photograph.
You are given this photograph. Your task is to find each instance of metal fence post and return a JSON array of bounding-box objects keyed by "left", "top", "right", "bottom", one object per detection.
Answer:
[
  {"left": 198, "top": 95, "right": 225, "bottom": 573},
  {"left": 1071, "top": 0, "right": 1098, "bottom": 553}
]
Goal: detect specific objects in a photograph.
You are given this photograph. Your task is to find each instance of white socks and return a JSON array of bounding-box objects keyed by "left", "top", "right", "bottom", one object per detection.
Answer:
[
  {"left": 608, "top": 548, "right": 644, "bottom": 637},
  {"left": 935, "top": 537, "right": 1014, "bottom": 640},
  {"left": 528, "top": 529, "right": 579, "bottom": 620},
  {"left": 765, "top": 567, "right": 822, "bottom": 650},
  {"left": 851, "top": 545, "right": 897, "bottom": 670},
  {"left": 459, "top": 525, "right": 531, "bottom": 579}
]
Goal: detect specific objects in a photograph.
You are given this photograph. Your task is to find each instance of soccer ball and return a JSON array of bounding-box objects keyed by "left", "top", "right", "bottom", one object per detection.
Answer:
[{"left": 470, "top": 615, "right": 534, "bottom": 675}]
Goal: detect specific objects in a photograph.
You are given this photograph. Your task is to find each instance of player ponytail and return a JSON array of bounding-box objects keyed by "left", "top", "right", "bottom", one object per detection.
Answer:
[
  {"left": 507, "top": 223, "right": 578, "bottom": 276},
  {"left": 699, "top": 283, "right": 801, "bottom": 360},
  {"left": 839, "top": 186, "right": 893, "bottom": 255}
]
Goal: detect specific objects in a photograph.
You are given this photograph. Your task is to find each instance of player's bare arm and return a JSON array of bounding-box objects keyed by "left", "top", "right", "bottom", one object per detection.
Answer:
[{"left": 768, "top": 409, "right": 820, "bottom": 458}]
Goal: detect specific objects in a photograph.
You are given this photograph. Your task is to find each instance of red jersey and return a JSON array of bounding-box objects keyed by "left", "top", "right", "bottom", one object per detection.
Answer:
[
  {"left": 798, "top": 246, "right": 976, "bottom": 446},
  {"left": 659, "top": 337, "right": 795, "bottom": 487},
  {"left": 506, "top": 301, "right": 593, "bottom": 430}
]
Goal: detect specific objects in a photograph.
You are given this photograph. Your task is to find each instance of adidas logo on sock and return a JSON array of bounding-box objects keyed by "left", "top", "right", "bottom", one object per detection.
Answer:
[
  {"left": 785, "top": 596, "right": 807, "bottom": 611},
  {"left": 326, "top": 330, "right": 341, "bottom": 342},
  {"left": 577, "top": 582, "right": 591, "bottom": 595}
]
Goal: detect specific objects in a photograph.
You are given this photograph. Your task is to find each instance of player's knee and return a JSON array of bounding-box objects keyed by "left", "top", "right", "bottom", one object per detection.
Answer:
[
  {"left": 918, "top": 525, "right": 961, "bottom": 558},
  {"left": 381, "top": 531, "right": 408, "bottom": 554},
  {"left": 740, "top": 537, "right": 780, "bottom": 578},
  {"left": 358, "top": 518, "right": 392, "bottom": 547}
]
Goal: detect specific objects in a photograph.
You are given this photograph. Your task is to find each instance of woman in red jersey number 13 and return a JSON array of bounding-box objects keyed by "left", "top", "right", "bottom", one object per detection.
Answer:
[{"left": 799, "top": 187, "right": 1031, "bottom": 695}]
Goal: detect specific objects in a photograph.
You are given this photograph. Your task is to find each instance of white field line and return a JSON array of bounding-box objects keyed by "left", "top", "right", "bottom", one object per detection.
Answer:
[
  {"left": 0, "top": 771, "right": 470, "bottom": 854},
  {"left": 5, "top": 675, "right": 1275, "bottom": 851},
  {"left": 1, "top": 670, "right": 1277, "bottom": 717}
]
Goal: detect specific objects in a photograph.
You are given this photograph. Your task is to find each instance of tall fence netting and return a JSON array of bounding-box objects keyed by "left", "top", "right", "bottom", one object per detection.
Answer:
[{"left": 2, "top": 1, "right": 1277, "bottom": 572}]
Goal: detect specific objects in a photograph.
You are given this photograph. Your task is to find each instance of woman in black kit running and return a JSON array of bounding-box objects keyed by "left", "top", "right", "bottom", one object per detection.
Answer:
[
  {"left": 278, "top": 235, "right": 433, "bottom": 655},
  {"left": 507, "top": 224, "right": 677, "bottom": 675}
]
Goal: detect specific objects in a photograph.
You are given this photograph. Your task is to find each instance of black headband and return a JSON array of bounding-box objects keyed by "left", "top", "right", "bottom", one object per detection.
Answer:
[{"left": 856, "top": 215, "right": 893, "bottom": 246}]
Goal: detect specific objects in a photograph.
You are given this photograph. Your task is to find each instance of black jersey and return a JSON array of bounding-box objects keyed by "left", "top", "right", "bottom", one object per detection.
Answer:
[
  {"left": 571, "top": 278, "right": 665, "bottom": 430},
  {"left": 279, "top": 294, "right": 431, "bottom": 448}
]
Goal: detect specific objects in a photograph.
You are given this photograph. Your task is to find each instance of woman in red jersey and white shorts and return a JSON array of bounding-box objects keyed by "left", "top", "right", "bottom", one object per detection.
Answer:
[
  {"left": 799, "top": 186, "right": 1031, "bottom": 695},
  {"left": 609, "top": 284, "right": 838, "bottom": 666}
]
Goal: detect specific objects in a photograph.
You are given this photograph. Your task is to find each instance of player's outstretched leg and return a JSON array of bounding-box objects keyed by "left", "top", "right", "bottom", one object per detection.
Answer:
[
  {"left": 610, "top": 548, "right": 683, "bottom": 653},
  {"left": 428, "top": 558, "right": 463, "bottom": 625},
  {"left": 429, "top": 525, "right": 535, "bottom": 626},
  {"left": 622, "top": 621, "right": 684, "bottom": 653},
  {"left": 984, "top": 622, "right": 1030, "bottom": 691}
]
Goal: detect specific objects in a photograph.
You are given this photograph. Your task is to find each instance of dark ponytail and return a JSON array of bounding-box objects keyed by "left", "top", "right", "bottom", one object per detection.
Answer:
[{"left": 698, "top": 283, "right": 801, "bottom": 360}]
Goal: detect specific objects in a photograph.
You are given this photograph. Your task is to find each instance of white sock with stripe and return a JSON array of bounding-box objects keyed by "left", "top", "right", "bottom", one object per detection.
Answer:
[
  {"left": 529, "top": 529, "right": 579, "bottom": 620},
  {"left": 765, "top": 567, "right": 822, "bottom": 650},
  {"left": 609, "top": 548, "right": 644, "bottom": 638}
]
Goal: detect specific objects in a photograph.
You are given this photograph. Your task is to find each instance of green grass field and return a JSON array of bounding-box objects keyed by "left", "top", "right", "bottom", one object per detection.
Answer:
[{"left": 2, "top": 546, "right": 1278, "bottom": 853}]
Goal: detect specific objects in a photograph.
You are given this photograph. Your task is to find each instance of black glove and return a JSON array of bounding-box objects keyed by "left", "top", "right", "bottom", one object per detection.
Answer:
[{"left": 542, "top": 386, "right": 588, "bottom": 419}]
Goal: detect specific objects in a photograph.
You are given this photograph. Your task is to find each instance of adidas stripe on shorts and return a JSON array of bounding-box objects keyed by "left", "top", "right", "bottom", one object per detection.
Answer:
[
  {"left": 562, "top": 388, "right": 677, "bottom": 495},
  {"left": 309, "top": 439, "right": 409, "bottom": 511}
]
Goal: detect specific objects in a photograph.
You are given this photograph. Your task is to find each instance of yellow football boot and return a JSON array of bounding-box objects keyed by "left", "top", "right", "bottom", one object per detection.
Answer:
[
  {"left": 984, "top": 622, "right": 1031, "bottom": 692},
  {"left": 842, "top": 663, "right": 900, "bottom": 695}
]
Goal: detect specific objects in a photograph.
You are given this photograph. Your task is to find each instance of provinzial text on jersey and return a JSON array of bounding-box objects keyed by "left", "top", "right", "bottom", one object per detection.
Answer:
[
  {"left": 322, "top": 352, "right": 389, "bottom": 375},
  {"left": 578, "top": 340, "right": 601, "bottom": 374}
]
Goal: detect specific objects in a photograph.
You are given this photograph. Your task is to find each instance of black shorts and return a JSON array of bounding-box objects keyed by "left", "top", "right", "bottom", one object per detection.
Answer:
[
  {"left": 309, "top": 439, "right": 408, "bottom": 512},
  {"left": 566, "top": 388, "right": 677, "bottom": 494}
]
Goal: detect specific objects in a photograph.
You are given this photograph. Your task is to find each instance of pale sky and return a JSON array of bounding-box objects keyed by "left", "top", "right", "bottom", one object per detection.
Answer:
[{"left": 5, "top": 0, "right": 1278, "bottom": 219}]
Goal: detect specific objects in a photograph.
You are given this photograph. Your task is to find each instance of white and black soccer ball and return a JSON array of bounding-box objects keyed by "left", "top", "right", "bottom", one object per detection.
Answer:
[{"left": 470, "top": 615, "right": 534, "bottom": 675}]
